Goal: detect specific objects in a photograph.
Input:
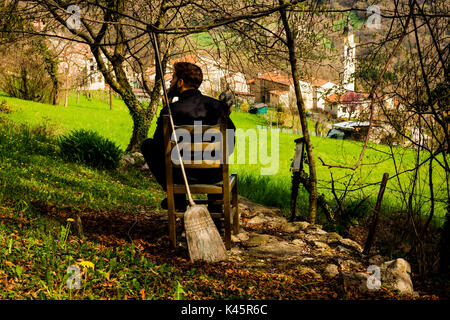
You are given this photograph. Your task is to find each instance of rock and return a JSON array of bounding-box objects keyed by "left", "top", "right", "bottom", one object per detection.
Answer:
[
  {"left": 326, "top": 232, "right": 343, "bottom": 243},
  {"left": 323, "top": 264, "right": 340, "bottom": 279},
  {"left": 335, "top": 245, "right": 352, "bottom": 253},
  {"left": 237, "top": 231, "right": 249, "bottom": 241},
  {"left": 273, "top": 216, "right": 288, "bottom": 224},
  {"left": 368, "top": 255, "right": 384, "bottom": 266},
  {"left": 141, "top": 163, "right": 149, "bottom": 170},
  {"left": 291, "top": 239, "right": 304, "bottom": 246},
  {"left": 250, "top": 241, "right": 304, "bottom": 258},
  {"left": 293, "top": 232, "right": 306, "bottom": 240},
  {"left": 308, "top": 224, "right": 323, "bottom": 230},
  {"left": 267, "top": 221, "right": 284, "bottom": 229},
  {"left": 283, "top": 223, "right": 302, "bottom": 233},
  {"left": 132, "top": 152, "right": 144, "bottom": 161},
  {"left": 338, "top": 238, "right": 363, "bottom": 253},
  {"left": 293, "top": 221, "right": 310, "bottom": 231},
  {"left": 246, "top": 216, "right": 267, "bottom": 226},
  {"left": 232, "top": 231, "right": 249, "bottom": 243},
  {"left": 342, "top": 272, "right": 371, "bottom": 293},
  {"left": 311, "top": 241, "right": 331, "bottom": 251},
  {"left": 296, "top": 266, "right": 322, "bottom": 280},
  {"left": 342, "top": 259, "right": 415, "bottom": 295},
  {"left": 380, "top": 258, "right": 415, "bottom": 295},
  {"left": 231, "top": 235, "right": 240, "bottom": 243},
  {"left": 121, "top": 154, "right": 135, "bottom": 165},
  {"left": 339, "top": 259, "right": 363, "bottom": 270},
  {"left": 306, "top": 228, "right": 327, "bottom": 235},
  {"left": 246, "top": 234, "right": 278, "bottom": 247},
  {"left": 304, "top": 233, "right": 328, "bottom": 244},
  {"left": 228, "top": 247, "right": 242, "bottom": 256}
]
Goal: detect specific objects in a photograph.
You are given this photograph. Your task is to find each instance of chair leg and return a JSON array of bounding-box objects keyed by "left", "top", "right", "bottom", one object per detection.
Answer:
[
  {"left": 167, "top": 190, "right": 176, "bottom": 249},
  {"left": 232, "top": 178, "right": 239, "bottom": 235},
  {"left": 223, "top": 191, "right": 231, "bottom": 250}
]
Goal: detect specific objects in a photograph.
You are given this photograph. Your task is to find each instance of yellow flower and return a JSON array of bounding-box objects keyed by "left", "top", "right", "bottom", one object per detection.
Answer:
[
  {"left": 66, "top": 218, "right": 75, "bottom": 222},
  {"left": 79, "top": 260, "right": 95, "bottom": 269}
]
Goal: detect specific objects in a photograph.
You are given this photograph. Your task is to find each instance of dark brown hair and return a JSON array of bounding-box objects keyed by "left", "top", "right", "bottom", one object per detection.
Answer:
[{"left": 173, "top": 62, "right": 203, "bottom": 89}]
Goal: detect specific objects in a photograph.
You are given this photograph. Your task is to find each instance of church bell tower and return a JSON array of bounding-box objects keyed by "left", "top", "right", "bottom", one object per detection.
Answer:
[{"left": 343, "top": 16, "right": 356, "bottom": 92}]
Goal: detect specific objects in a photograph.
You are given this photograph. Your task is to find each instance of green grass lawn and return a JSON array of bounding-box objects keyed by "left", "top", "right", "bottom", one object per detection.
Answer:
[
  {"left": 0, "top": 108, "right": 348, "bottom": 300},
  {"left": 1, "top": 92, "right": 447, "bottom": 224},
  {"left": 228, "top": 110, "right": 448, "bottom": 224},
  {"left": 0, "top": 92, "right": 447, "bottom": 299}
]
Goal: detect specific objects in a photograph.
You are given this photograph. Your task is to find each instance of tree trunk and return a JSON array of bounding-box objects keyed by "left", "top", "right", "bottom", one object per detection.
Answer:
[
  {"left": 279, "top": 2, "right": 318, "bottom": 223},
  {"left": 439, "top": 206, "right": 450, "bottom": 274},
  {"left": 126, "top": 104, "right": 152, "bottom": 153}
]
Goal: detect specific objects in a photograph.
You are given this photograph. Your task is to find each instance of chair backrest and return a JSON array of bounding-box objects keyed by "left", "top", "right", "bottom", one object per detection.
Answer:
[{"left": 162, "top": 115, "right": 230, "bottom": 189}]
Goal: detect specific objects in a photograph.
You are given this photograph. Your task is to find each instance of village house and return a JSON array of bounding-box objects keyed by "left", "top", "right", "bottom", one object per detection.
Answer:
[
  {"left": 247, "top": 70, "right": 339, "bottom": 114},
  {"left": 248, "top": 71, "right": 292, "bottom": 106},
  {"left": 299, "top": 78, "right": 339, "bottom": 111},
  {"left": 220, "top": 72, "right": 255, "bottom": 103}
]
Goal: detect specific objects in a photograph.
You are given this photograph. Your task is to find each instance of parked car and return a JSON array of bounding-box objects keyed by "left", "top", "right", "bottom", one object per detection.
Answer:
[{"left": 327, "top": 121, "right": 370, "bottom": 140}]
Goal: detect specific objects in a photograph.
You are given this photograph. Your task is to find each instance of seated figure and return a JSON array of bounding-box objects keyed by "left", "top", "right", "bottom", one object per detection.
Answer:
[{"left": 141, "top": 62, "right": 235, "bottom": 212}]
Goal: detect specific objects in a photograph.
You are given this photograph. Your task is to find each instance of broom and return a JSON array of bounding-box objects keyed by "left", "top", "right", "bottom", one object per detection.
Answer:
[{"left": 151, "top": 32, "right": 228, "bottom": 262}]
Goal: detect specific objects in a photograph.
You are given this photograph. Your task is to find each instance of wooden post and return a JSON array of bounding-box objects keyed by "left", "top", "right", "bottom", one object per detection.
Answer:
[
  {"left": 64, "top": 66, "right": 69, "bottom": 107},
  {"left": 363, "top": 172, "right": 389, "bottom": 255},
  {"left": 290, "top": 137, "right": 305, "bottom": 221},
  {"left": 109, "top": 86, "right": 113, "bottom": 110}
]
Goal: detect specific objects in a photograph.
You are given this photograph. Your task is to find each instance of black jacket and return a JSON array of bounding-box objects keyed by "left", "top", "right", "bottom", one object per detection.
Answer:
[{"left": 148, "top": 89, "right": 235, "bottom": 186}]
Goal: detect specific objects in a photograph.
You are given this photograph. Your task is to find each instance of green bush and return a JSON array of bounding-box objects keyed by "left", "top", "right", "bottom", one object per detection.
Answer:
[{"left": 58, "top": 129, "right": 123, "bottom": 169}]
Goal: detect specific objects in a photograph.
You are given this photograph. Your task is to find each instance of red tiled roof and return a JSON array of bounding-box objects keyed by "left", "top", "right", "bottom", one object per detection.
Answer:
[
  {"left": 257, "top": 72, "right": 293, "bottom": 86},
  {"left": 326, "top": 91, "right": 370, "bottom": 104},
  {"left": 340, "top": 91, "right": 369, "bottom": 103},
  {"left": 326, "top": 93, "right": 340, "bottom": 103},
  {"left": 311, "top": 78, "right": 329, "bottom": 87}
]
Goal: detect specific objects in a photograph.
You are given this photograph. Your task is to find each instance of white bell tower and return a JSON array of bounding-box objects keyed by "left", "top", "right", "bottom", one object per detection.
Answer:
[{"left": 343, "top": 17, "right": 356, "bottom": 92}]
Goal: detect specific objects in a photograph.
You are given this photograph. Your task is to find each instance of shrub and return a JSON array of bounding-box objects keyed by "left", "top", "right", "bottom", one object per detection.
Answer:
[
  {"left": 240, "top": 101, "right": 249, "bottom": 112},
  {"left": 0, "top": 99, "right": 12, "bottom": 113},
  {"left": 58, "top": 129, "right": 123, "bottom": 169}
]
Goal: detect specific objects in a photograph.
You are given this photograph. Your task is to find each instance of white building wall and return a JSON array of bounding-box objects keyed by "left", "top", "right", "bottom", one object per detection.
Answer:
[
  {"left": 85, "top": 56, "right": 106, "bottom": 91},
  {"left": 343, "top": 26, "right": 356, "bottom": 92},
  {"left": 222, "top": 72, "right": 250, "bottom": 94},
  {"left": 298, "top": 80, "right": 314, "bottom": 109},
  {"left": 316, "top": 82, "right": 338, "bottom": 111}
]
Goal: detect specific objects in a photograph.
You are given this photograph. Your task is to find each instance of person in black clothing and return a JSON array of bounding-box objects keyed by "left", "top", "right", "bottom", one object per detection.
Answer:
[{"left": 141, "top": 62, "right": 235, "bottom": 212}]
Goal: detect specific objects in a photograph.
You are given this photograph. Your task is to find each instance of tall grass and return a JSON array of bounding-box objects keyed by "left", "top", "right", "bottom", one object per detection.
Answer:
[
  {"left": 1, "top": 92, "right": 447, "bottom": 223},
  {"left": 0, "top": 114, "right": 161, "bottom": 213}
]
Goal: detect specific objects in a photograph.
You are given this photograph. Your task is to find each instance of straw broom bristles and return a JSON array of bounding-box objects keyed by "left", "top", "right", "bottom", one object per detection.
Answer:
[{"left": 184, "top": 205, "right": 228, "bottom": 262}]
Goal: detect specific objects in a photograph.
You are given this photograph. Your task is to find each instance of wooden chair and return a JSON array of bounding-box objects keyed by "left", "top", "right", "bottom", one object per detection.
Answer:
[{"left": 162, "top": 115, "right": 239, "bottom": 250}]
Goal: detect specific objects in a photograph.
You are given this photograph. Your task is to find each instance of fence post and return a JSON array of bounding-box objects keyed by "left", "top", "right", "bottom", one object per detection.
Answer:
[
  {"left": 363, "top": 172, "right": 389, "bottom": 255},
  {"left": 290, "top": 137, "right": 305, "bottom": 221}
]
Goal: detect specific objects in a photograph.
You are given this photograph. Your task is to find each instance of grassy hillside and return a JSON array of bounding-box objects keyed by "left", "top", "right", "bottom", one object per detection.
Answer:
[
  {"left": 0, "top": 96, "right": 347, "bottom": 300},
  {"left": 0, "top": 93, "right": 447, "bottom": 299},
  {"left": 1, "top": 92, "right": 447, "bottom": 224}
]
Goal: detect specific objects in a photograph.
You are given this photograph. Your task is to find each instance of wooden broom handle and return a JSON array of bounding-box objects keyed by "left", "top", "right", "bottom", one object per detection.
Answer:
[{"left": 151, "top": 32, "right": 195, "bottom": 206}]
